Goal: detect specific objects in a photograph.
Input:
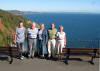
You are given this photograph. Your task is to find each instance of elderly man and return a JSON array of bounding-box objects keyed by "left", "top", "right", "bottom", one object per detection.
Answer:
[
  {"left": 26, "top": 22, "right": 38, "bottom": 59},
  {"left": 47, "top": 23, "right": 57, "bottom": 59},
  {"left": 14, "top": 21, "right": 26, "bottom": 60}
]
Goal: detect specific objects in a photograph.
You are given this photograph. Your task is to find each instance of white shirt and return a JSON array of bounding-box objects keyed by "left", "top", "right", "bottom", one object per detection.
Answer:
[
  {"left": 38, "top": 29, "right": 43, "bottom": 40},
  {"left": 56, "top": 32, "right": 65, "bottom": 41},
  {"left": 27, "top": 28, "right": 38, "bottom": 38}
]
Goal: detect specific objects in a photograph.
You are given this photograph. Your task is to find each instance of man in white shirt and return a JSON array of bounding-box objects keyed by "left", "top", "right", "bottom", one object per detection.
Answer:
[{"left": 26, "top": 22, "right": 38, "bottom": 59}]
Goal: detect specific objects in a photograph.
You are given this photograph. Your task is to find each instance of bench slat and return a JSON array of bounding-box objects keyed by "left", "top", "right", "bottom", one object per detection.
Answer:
[{"left": 62, "top": 48, "right": 98, "bottom": 53}]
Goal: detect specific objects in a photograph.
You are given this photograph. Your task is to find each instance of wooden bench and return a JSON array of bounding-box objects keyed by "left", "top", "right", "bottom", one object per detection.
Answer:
[
  {"left": 0, "top": 47, "right": 19, "bottom": 64},
  {"left": 9, "top": 47, "right": 19, "bottom": 64},
  {"left": 62, "top": 48, "right": 99, "bottom": 65},
  {"left": 96, "top": 48, "right": 100, "bottom": 58},
  {"left": 0, "top": 47, "right": 11, "bottom": 62}
]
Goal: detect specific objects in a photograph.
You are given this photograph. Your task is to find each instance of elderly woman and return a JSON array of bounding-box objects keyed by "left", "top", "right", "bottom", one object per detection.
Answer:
[
  {"left": 38, "top": 24, "right": 48, "bottom": 58},
  {"left": 56, "top": 25, "right": 66, "bottom": 60}
]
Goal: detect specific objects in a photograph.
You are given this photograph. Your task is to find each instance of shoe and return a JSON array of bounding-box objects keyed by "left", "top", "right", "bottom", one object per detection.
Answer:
[
  {"left": 28, "top": 56, "right": 31, "bottom": 59},
  {"left": 48, "top": 54, "right": 51, "bottom": 58},
  {"left": 31, "top": 56, "right": 34, "bottom": 59},
  {"left": 47, "top": 57, "right": 51, "bottom": 60},
  {"left": 20, "top": 57, "right": 24, "bottom": 60},
  {"left": 58, "top": 57, "right": 61, "bottom": 61},
  {"left": 22, "top": 56, "right": 24, "bottom": 58},
  {"left": 40, "top": 55, "right": 45, "bottom": 59}
]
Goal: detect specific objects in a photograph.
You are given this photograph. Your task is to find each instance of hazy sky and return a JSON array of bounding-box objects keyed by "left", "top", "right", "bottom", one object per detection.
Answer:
[{"left": 0, "top": 0, "right": 100, "bottom": 13}]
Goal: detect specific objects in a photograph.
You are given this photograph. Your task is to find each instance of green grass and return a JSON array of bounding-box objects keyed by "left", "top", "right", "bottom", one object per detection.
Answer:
[{"left": 0, "top": 9, "right": 32, "bottom": 46}]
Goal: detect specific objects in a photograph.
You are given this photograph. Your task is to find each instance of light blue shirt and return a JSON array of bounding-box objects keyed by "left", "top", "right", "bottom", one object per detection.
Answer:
[
  {"left": 38, "top": 29, "right": 43, "bottom": 40},
  {"left": 56, "top": 32, "right": 65, "bottom": 41},
  {"left": 15, "top": 27, "right": 26, "bottom": 43},
  {"left": 27, "top": 28, "right": 38, "bottom": 38}
]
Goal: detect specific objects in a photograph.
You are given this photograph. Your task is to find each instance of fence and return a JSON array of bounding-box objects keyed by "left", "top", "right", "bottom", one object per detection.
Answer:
[
  {"left": 0, "top": 36, "right": 100, "bottom": 48},
  {"left": 67, "top": 39, "right": 99, "bottom": 48}
]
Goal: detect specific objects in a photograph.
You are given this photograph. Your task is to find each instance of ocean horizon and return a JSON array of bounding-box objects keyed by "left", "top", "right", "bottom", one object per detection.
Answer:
[{"left": 20, "top": 13, "right": 100, "bottom": 48}]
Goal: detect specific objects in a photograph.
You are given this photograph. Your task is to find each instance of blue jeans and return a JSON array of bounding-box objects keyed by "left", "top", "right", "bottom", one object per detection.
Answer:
[
  {"left": 17, "top": 42, "right": 24, "bottom": 58},
  {"left": 38, "top": 40, "right": 47, "bottom": 55}
]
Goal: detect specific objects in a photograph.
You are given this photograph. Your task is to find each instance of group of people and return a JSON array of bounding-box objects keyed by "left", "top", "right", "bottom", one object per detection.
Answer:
[{"left": 14, "top": 21, "right": 66, "bottom": 60}]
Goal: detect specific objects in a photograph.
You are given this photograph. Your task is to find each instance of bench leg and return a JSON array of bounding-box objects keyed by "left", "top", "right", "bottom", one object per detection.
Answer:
[
  {"left": 7, "top": 56, "right": 10, "bottom": 61},
  {"left": 6, "top": 56, "right": 11, "bottom": 64},
  {"left": 90, "top": 51, "right": 97, "bottom": 65},
  {"left": 9, "top": 56, "right": 13, "bottom": 64},
  {"left": 89, "top": 56, "right": 94, "bottom": 65},
  {"left": 65, "top": 55, "right": 69, "bottom": 64}
]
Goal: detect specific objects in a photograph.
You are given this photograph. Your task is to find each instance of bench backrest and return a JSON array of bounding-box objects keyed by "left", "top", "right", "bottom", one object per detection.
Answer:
[
  {"left": 9, "top": 47, "right": 19, "bottom": 57},
  {"left": 0, "top": 47, "right": 9, "bottom": 52},
  {"left": 62, "top": 48, "right": 99, "bottom": 54},
  {"left": 0, "top": 47, "right": 18, "bottom": 57}
]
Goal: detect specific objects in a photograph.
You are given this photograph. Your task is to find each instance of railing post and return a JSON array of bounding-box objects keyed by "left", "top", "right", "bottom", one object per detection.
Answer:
[{"left": 98, "top": 40, "right": 100, "bottom": 48}]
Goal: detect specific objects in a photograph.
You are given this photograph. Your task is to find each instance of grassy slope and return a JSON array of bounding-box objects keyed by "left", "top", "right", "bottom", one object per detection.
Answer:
[{"left": 0, "top": 9, "right": 32, "bottom": 46}]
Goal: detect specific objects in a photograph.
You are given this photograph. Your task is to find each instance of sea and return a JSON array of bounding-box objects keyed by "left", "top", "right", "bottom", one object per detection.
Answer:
[{"left": 20, "top": 13, "right": 100, "bottom": 48}]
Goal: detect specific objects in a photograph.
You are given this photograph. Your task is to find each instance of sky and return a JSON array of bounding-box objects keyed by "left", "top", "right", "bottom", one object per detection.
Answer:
[{"left": 0, "top": 0, "right": 100, "bottom": 13}]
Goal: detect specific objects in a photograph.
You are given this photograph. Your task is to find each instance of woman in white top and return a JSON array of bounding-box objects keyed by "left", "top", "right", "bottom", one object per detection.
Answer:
[{"left": 56, "top": 25, "right": 66, "bottom": 60}]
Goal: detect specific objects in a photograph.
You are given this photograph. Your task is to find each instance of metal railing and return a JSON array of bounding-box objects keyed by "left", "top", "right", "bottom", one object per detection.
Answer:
[
  {"left": 0, "top": 36, "right": 100, "bottom": 48},
  {"left": 67, "top": 39, "right": 100, "bottom": 48}
]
